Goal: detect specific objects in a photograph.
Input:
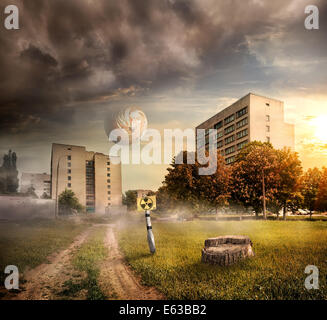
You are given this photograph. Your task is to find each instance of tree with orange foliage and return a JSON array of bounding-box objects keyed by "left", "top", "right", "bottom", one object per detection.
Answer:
[
  {"left": 301, "top": 167, "right": 321, "bottom": 219},
  {"left": 273, "top": 148, "right": 303, "bottom": 220},
  {"left": 232, "top": 142, "right": 302, "bottom": 219},
  {"left": 316, "top": 167, "right": 327, "bottom": 212},
  {"left": 160, "top": 151, "right": 199, "bottom": 212},
  {"left": 158, "top": 150, "right": 231, "bottom": 214},
  {"left": 196, "top": 152, "right": 232, "bottom": 214},
  {"left": 232, "top": 141, "right": 279, "bottom": 219}
]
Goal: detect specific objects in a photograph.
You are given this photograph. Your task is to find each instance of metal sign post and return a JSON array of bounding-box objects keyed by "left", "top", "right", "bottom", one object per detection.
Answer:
[
  {"left": 137, "top": 196, "right": 157, "bottom": 254},
  {"left": 145, "top": 210, "right": 155, "bottom": 254}
]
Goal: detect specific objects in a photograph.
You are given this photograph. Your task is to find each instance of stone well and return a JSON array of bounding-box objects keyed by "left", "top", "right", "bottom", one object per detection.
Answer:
[{"left": 201, "top": 235, "right": 254, "bottom": 266}]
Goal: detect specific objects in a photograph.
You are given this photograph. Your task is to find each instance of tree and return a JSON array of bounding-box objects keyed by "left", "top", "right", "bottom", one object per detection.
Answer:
[
  {"left": 156, "top": 185, "right": 175, "bottom": 212},
  {"left": 58, "top": 189, "right": 84, "bottom": 215},
  {"left": 316, "top": 167, "right": 327, "bottom": 212},
  {"left": 0, "top": 150, "right": 19, "bottom": 194},
  {"left": 232, "top": 141, "right": 279, "bottom": 219},
  {"left": 232, "top": 143, "right": 303, "bottom": 220},
  {"left": 274, "top": 148, "right": 303, "bottom": 220},
  {"left": 301, "top": 168, "right": 321, "bottom": 219},
  {"left": 122, "top": 190, "right": 138, "bottom": 211},
  {"left": 161, "top": 151, "right": 199, "bottom": 212},
  {"left": 159, "top": 151, "right": 231, "bottom": 215},
  {"left": 286, "top": 191, "right": 304, "bottom": 214},
  {"left": 195, "top": 152, "right": 232, "bottom": 214}
]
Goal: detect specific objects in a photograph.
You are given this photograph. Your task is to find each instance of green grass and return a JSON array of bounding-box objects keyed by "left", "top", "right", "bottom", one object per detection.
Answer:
[
  {"left": 118, "top": 220, "right": 327, "bottom": 299},
  {"left": 59, "top": 226, "right": 108, "bottom": 300},
  {"left": 0, "top": 219, "right": 88, "bottom": 285},
  {"left": 282, "top": 215, "right": 327, "bottom": 221},
  {"left": 196, "top": 214, "right": 327, "bottom": 221}
]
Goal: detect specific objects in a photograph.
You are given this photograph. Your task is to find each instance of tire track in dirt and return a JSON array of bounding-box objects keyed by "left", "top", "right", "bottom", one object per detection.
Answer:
[
  {"left": 99, "top": 225, "right": 164, "bottom": 300},
  {"left": 11, "top": 227, "right": 93, "bottom": 300}
]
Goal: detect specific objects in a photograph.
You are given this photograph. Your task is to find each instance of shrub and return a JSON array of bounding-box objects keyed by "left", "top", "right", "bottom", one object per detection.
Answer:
[{"left": 58, "top": 189, "right": 84, "bottom": 215}]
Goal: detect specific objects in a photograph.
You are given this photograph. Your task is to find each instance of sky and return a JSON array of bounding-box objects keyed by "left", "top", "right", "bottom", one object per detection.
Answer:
[{"left": 0, "top": 0, "right": 327, "bottom": 192}]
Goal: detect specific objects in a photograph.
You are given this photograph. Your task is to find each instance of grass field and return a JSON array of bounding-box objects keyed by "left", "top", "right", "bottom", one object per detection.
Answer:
[
  {"left": 59, "top": 226, "right": 109, "bottom": 300},
  {"left": 118, "top": 220, "right": 327, "bottom": 299},
  {"left": 0, "top": 219, "right": 88, "bottom": 285}
]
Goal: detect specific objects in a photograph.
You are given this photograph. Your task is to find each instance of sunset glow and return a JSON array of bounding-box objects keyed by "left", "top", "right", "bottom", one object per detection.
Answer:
[{"left": 312, "top": 115, "right": 327, "bottom": 142}]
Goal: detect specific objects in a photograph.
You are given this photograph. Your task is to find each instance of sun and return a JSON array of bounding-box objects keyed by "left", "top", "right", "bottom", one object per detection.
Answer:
[{"left": 312, "top": 115, "right": 327, "bottom": 142}]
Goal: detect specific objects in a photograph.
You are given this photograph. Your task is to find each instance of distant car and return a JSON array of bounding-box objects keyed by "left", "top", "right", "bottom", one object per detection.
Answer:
[{"left": 298, "top": 209, "right": 310, "bottom": 215}]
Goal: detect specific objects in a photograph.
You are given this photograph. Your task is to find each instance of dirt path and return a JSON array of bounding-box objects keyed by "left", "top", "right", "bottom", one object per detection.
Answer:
[
  {"left": 5, "top": 223, "right": 163, "bottom": 300},
  {"left": 99, "top": 225, "right": 164, "bottom": 300},
  {"left": 11, "top": 227, "right": 92, "bottom": 300}
]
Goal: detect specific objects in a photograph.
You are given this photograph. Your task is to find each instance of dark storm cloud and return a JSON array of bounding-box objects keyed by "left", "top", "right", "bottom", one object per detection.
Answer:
[
  {"left": 0, "top": 0, "right": 326, "bottom": 134},
  {"left": 20, "top": 44, "right": 58, "bottom": 67}
]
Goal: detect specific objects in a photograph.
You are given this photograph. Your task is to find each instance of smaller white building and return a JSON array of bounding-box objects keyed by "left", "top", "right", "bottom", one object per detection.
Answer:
[{"left": 20, "top": 173, "right": 51, "bottom": 198}]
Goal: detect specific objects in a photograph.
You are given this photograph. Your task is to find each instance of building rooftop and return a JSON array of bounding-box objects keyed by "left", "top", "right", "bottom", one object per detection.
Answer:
[{"left": 196, "top": 92, "right": 283, "bottom": 128}]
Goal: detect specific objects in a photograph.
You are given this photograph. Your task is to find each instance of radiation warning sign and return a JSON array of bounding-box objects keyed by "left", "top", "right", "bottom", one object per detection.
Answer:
[{"left": 137, "top": 196, "right": 156, "bottom": 212}]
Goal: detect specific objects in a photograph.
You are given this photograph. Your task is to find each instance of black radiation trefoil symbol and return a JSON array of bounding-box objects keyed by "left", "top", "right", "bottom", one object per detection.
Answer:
[{"left": 140, "top": 197, "right": 153, "bottom": 210}]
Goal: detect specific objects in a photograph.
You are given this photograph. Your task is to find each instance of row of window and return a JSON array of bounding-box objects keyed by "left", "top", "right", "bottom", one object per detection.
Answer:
[
  {"left": 210, "top": 107, "right": 249, "bottom": 144},
  {"left": 214, "top": 106, "right": 246, "bottom": 130},
  {"left": 217, "top": 131, "right": 223, "bottom": 139},
  {"left": 210, "top": 108, "right": 271, "bottom": 147},
  {"left": 236, "top": 106, "right": 248, "bottom": 119},
  {"left": 224, "top": 124, "right": 234, "bottom": 135},
  {"left": 221, "top": 139, "right": 249, "bottom": 157},
  {"left": 216, "top": 116, "right": 248, "bottom": 139},
  {"left": 225, "top": 135, "right": 235, "bottom": 145},
  {"left": 67, "top": 158, "right": 111, "bottom": 168},
  {"left": 202, "top": 115, "right": 249, "bottom": 148},
  {"left": 226, "top": 156, "right": 236, "bottom": 165},
  {"left": 70, "top": 180, "right": 110, "bottom": 187},
  {"left": 225, "top": 145, "right": 235, "bottom": 155},
  {"left": 219, "top": 128, "right": 248, "bottom": 147},
  {"left": 236, "top": 117, "right": 248, "bottom": 129},
  {"left": 236, "top": 128, "right": 248, "bottom": 140},
  {"left": 214, "top": 120, "right": 223, "bottom": 130},
  {"left": 212, "top": 107, "right": 248, "bottom": 136},
  {"left": 85, "top": 160, "right": 94, "bottom": 200},
  {"left": 69, "top": 182, "right": 111, "bottom": 190},
  {"left": 237, "top": 140, "right": 248, "bottom": 150},
  {"left": 224, "top": 114, "right": 235, "bottom": 125},
  {"left": 67, "top": 156, "right": 71, "bottom": 187}
]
